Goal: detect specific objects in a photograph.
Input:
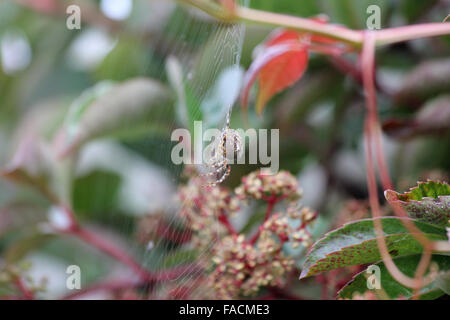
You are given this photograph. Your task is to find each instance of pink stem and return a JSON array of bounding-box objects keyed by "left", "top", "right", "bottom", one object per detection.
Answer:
[
  {"left": 60, "top": 206, "right": 158, "bottom": 283},
  {"left": 0, "top": 296, "right": 23, "bottom": 300},
  {"left": 155, "top": 220, "right": 192, "bottom": 244},
  {"left": 375, "top": 22, "right": 450, "bottom": 46},
  {"left": 249, "top": 196, "right": 277, "bottom": 245},
  {"left": 218, "top": 210, "right": 238, "bottom": 235},
  {"left": 361, "top": 31, "right": 431, "bottom": 291},
  {"left": 62, "top": 264, "right": 202, "bottom": 300},
  {"left": 14, "top": 277, "right": 34, "bottom": 300},
  {"left": 63, "top": 278, "right": 142, "bottom": 300},
  {"left": 70, "top": 226, "right": 154, "bottom": 283}
]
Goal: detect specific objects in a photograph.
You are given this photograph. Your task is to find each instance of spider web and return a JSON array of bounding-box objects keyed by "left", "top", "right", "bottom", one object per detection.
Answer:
[{"left": 122, "top": 0, "right": 250, "bottom": 299}]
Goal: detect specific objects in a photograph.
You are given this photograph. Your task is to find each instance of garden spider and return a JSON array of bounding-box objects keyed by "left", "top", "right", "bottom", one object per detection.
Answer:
[{"left": 201, "top": 114, "right": 242, "bottom": 187}]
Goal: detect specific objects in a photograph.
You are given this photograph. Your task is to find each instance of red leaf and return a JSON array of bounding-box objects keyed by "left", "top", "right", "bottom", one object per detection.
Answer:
[
  {"left": 309, "top": 15, "right": 339, "bottom": 44},
  {"left": 256, "top": 46, "right": 309, "bottom": 114},
  {"left": 241, "top": 37, "right": 309, "bottom": 114},
  {"left": 264, "top": 15, "right": 331, "bottom": 46},
  {"left": 311, "top": 34, "right": 339, "bottom": 45},
  {"left": 241, "top": 18, "right": 347, "bottom": 115},
  {"left": 264, "top": 29, "right": 305, "bottom": 46}
]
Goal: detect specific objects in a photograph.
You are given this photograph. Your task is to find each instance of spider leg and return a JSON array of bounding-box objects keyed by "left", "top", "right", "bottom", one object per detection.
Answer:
[
  {"left": 200, "top": 158, "right": 227, "bottom": 177},
  {"left": 200, "top": 166, "right": 227, "bottom": 178},
  {"left": 203, "top": 165, "right": 231, "bottom": 187},
  {"left": 199, "top": 125, "right": 241, "bottom": 186},
  {"left": 214, "top": 165, "right": 231, "bottom": 184}
]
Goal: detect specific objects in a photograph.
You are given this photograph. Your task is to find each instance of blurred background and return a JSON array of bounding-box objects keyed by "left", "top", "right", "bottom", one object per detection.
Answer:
[{"left": 0, "top": 0, "right": 449, "bottom": 299}]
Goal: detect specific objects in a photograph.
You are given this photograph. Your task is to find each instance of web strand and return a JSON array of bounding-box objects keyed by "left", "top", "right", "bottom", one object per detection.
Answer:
[{"left": 129, "top": 0, "right": 249, "bottom": 298}]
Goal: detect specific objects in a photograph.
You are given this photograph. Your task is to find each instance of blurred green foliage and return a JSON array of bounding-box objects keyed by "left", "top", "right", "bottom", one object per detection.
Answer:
[{"left": 0, "top": 0, "right": 448, "bottom": 299}]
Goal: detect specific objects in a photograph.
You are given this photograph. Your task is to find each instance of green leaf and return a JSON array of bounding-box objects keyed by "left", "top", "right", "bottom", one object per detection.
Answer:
[
  {"left": 385, "top": 180, "right": 450, "bottom": 227},
  {"left": 200, "top": 65, "right": 243, "bottom": 129},
  {"left": 390, "top": 180, "right": 450, "bottom": 200},
  {"left": 64, "top": 81, "right": 115, "bottom": 137},
  {"left": 400, "top": 0, "right": 439, "bottom": 23},
  {"left": 338, "top": 254, "right": 450, "bottom": 300},
  {"left": 250, "top": 0, "right": 320, "bottom": 17},
  {"left": 59, "top": 78, "right": 174, "bottom": 157},
  {"left": 435, "top": 271, "right": 450, "bottom": 295},
  {"left": 96, "top": 37, "right": 148, "bottom": 81},
  {"left": 5, "top": 233, "right": 55, "bottom": 264},
  {"left": 0, "top": 100, "right": 69, "bottom": 200},
  {"left": 191, "top": 25, "right": 244, "bottom": 100},
  {"left": 71, "top": 170, "right": 137, "bottom": 232},
  {"left": 72, "top": 170, "right": 121, "bottom": 214},
  {"left": 299, "top": 217, "right": 447, "bottom": 279},
  {"left": 40, "top": 237, "right": 113, "bottom": 285},
  {"left": 165, "top": 56, "right": 202, "bottom": 133},
  {"left": 319, "top": 0, "right": 389, "bottom": 29}
]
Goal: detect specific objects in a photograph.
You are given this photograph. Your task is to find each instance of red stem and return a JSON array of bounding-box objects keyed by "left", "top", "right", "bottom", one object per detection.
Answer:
[
  {"left": 375, "top": 22, "right": 450, "bottom": 46},
  {"left": 361, "top": 31, "right": 431, "bottom": 291},
  {"left": 63, "top": 278, "right": 142, "bottom": 300},
  {"left": 14, "top": 277, "right": 34, "bottom": 300},
  {"left": 0, "top": 295, "right": 23, "bottom": 300},
  {"left": 249, "top": 196, "right": 277, "bottom": 245},
  {"left": 308, "top": 43, "right": 351, "bottom": 56},
  {"left": 70, "top": 226, "right": 155, "bottom": 283},
  {"left": 50, "top": 207, "right": 201, "bottom": 297},
  {"left": 60, "top": 207, "right": 160, "bottom": 284},
  {"left": 62, "top": 264, "right": 201, "bottom": 300},
  {"left": 218, "top": 210, "right": 238, "bottom": 235},
  {"left": 155, "top": 221, "right": 192, "bottom": 244}
]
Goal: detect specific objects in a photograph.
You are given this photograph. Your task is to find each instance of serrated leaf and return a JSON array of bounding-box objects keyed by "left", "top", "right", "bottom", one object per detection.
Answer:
[
  {"left": 385, "top": 180, "right": 450, "bottom": 227},
  {"left": 299, "top": 217, "right": 447, "bottom": 279},
  {"left": 338, "top": 254, "right": 450, "bottom": 300},
  {"left": 59, "top": 78, "right": 174, "bottom": 157}
]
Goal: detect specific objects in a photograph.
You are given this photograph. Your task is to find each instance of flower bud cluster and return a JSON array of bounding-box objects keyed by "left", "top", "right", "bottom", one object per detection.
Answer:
[
  {"left": 0, "top": 262, "right": 47, "bottom": 295},
  {"left": 207, "top": 234, "right": 293, "bottom": 299},
  {"left": 173, "top": 168, "right": 317, "bottom": 299},
  {"left": 178, "top": 173, "right": 239, "bottom": 249},
  {"left": 262, "top": 207, "right": 316, "bottom": 249},
  {"left": 135, "top": 212, "right": 164, "bottom": 245},
  {"left": 207, "top": 199, "right": 316, "bottom": 298},
  {"left": 235, "top": 169, "right": 301, "bottom": 201}
]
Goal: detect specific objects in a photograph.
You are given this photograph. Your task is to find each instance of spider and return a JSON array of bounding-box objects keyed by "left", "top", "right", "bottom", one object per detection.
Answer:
[{"left": 201, "top": 125, "right": 242, "bottom": 187}]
